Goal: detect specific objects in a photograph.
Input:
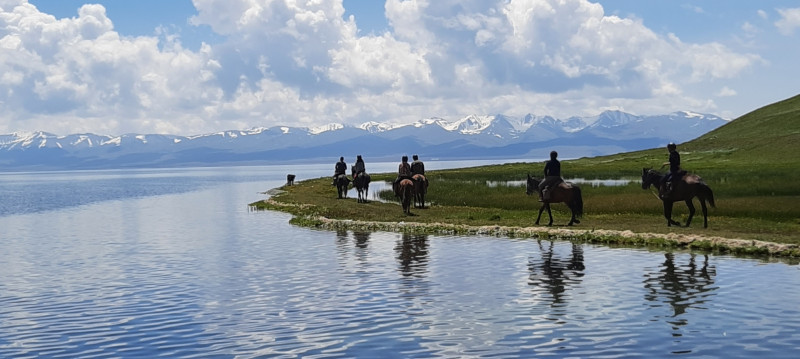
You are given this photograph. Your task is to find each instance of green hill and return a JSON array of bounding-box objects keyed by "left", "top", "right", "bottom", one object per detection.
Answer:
[{"left": 685, "top": 93, "right": 800, "bottom": 167}]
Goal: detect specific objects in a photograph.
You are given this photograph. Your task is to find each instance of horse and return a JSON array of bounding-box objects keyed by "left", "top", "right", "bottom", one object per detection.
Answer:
[
  {"left": 526, "top": 174, "right": 583, "bottom": 226},
  {"left": 398, "top": 178, "right": 415, "bottom": 215},
  {"left": 353, "top": 172, "right": 371, "bottom": 203},
  {"left": 411, "top": 174, "right": 428, "bottom": 208},
  {"left": 334, "top": 174, "right": 351, "bottom": 199},
  {"left": 641, "top": 168, "right": 716, "bottom": 228}
]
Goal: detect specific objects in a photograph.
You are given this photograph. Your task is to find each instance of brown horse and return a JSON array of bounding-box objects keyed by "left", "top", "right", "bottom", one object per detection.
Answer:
[
  {"left": 412, "top": 174, "right": 428, "bottom": 208},
  {"left": 398, "top": 178, "right": 415, "bottom": 215},
  {"left": 526, "top": 174, "right": 583, "bottom": 226},
  {"left": 641, "top": 168, "right": 716, "bottom": 228}
]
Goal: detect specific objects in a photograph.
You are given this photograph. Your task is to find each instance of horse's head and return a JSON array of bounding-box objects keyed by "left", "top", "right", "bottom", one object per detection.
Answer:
[
  {"left": 526, "top": 173, "right": 540, "bottom": 195},
  {"left": 641, "top": 168, "right": 660, "bottom": 189}
]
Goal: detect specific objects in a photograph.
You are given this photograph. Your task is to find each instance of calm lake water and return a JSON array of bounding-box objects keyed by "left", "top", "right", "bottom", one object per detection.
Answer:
[{"left": 1, "top": 162, "right": 799, "bottom": 358}]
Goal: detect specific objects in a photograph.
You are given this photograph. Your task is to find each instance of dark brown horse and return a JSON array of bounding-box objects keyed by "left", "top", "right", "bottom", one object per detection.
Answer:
[
  {"left": 412, "top": 174, "right": 428, "bottom": 208},
  {"left": 526, "top": 174, "right": 583, "bottom": 226},
  {"left": 334, "top": 174, "right": 350, "bottom": 199},
  {"left": 353, "top": 172, "right": 371, "bottom": 203},
  {"left": 641, "top": 168, "right": 716, "bottom": 228},
  {"left": 398, "top": 178, "right": 415, "bottom": 215}
]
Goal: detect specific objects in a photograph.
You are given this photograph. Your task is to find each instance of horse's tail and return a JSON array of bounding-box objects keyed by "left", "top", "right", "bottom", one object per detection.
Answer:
[
  {"left": 570, "top": 185, "right": 584, "bottom": 218},
  {"left": 701, "top": 183, "right": 716, "bottom": 208}
]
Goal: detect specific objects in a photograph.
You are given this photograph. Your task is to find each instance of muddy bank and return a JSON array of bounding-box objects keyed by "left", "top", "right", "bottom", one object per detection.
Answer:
[{"left": 259, "top": 199, "right": 800, "bottom": 259}]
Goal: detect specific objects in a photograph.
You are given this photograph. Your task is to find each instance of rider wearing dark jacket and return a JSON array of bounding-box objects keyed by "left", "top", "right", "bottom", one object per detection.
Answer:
[
  {"left": 660, "top": 143, "right": 681, "bottom": 198},
  {"left": 410, "top": 154, "right": 425, "bottom": 176},
  {"left": 333, "top": 156, "right": 346, "bottom": 186},
  {"left": 538, "top": 151, "right": 563, "bottom": 201}
]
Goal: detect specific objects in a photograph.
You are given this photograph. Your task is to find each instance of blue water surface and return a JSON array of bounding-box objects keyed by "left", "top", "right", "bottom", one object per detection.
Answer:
[{"left": 1, "top": 162, "right": 798, "bottom": 358}]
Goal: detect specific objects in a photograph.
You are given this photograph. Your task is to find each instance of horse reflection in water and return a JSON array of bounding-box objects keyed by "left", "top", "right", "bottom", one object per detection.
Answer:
[
  {"left": 335, "top": 229, "right": 372, "bottom": 266},
  {"left": 643, "top": 253, "right": 717, "bottom": 332},
  {"left": 528, "top": 240, "right": 585, "bottom": 308},
  {"left": 395, "top": 233, "right": 429, "bottom": 277}
]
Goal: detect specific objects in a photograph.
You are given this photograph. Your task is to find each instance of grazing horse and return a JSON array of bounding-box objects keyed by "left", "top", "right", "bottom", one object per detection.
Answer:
[
  {"left": 526, "top": 174, "right": 583, "bottom": 226},
  {"left": 411, "top": 174, "right": 428, "bottom": 208},
  {"left": 398, "top": 178, "right": 415, "bottom": 215},
  {"left": 641, "top": 168, "right": 716, "bottom": 228},
  {"left": 334, "top": 174, "right": 350, "bottom": 199},
  {"left": 353, "top": 172, "right": 371, "bottom": 203}
]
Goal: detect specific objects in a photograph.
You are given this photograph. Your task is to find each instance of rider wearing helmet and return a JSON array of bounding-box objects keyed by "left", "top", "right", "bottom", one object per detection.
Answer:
[
  {"left": 538, "top": 150, "right": 563, "bottom": 201},
  {"left": 660, "top": 143, "right": 681, "bottom": 198}
]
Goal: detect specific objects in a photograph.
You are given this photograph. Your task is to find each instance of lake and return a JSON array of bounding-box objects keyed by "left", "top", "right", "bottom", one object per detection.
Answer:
[{"left": 1, "top": 162, "right": 799, "bottom": 358}]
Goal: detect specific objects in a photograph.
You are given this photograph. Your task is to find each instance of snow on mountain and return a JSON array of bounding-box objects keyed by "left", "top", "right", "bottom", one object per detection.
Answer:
[
  {"left": 0, "top": 110, "right": 729, "bottom": 170},
  {"left": 310, "top": 123, "right": 344, "bottom": 135}
]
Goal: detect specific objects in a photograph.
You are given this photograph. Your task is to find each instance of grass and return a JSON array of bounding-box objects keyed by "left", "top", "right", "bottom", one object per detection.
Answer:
[{"left": 251, "top": 94, "right": 800, "bottom": 258}]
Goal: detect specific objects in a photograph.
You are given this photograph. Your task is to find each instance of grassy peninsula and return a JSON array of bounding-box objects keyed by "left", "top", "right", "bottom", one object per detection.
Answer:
[{"left": 252, "top": 94, "right": 800, "bottom": 257}]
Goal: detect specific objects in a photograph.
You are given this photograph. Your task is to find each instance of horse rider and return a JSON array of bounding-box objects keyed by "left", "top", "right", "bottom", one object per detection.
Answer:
[
  {"left": 660, "top": 142, "right": 681, "bottom": 199},
  {"left": 411, "top": 154, "right": 425, "bottom": 176},
  {"left": 538, "top": 150, "right": 563, "bottom": 201},
  {"left": 332, "top": 156, "right": 347, "bottom": 186},
  {"left": 352, "top": 155, "right": 366, "bottom": 179},
  {"left": 394, "top": 155, "right": 412, "bottom": 195}
]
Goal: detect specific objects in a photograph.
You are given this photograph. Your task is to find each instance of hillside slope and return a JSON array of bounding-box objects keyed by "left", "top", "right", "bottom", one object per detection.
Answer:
[{"left": 562, "top": 93, "right": 800, "bottom": 176}]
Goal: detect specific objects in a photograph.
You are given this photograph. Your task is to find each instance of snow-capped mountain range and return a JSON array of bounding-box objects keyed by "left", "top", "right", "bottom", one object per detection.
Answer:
[{"left": 0, "top": 110, "right": 728, "bottom": 170}]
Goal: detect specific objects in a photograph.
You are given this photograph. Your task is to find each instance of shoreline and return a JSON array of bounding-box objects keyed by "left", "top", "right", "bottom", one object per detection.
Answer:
[{"left": 259, "top": 198, "right": 800, "bottom": 260}]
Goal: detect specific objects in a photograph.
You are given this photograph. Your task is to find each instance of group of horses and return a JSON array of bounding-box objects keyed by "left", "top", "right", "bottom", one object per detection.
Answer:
[
  {"left": 524, "top": 168, "right": 715, "bottom": 228},
  {"left": 335, "top": 166, "right": 716, "bottom": 228},
  {"left": 333, "top": 171, "right": 428, "bottom": 214}
]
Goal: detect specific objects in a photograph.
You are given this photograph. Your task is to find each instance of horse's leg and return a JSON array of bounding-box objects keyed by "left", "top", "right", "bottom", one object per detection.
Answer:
[
  {"left": 664, "top": 201, "right": 680, "bottom": 226},
  {"left": 685, "top": 199, "right": 696, "bottom": 227},
  {"left": 699, "top": 198, "right": 708, "bottom": 228},
  {"left": 546, "top": 203, "right": 554, "bottom": 226},
  {"left": 567, "top": 202, "right": 575, "bottom": 226},
  {"left": 536, "top": 205, "right": 545, "bottom": 225}
]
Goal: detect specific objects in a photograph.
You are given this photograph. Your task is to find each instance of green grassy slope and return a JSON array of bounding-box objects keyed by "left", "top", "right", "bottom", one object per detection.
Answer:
[{"left": 257, "top": 94, "right": 800, "bottom": 249}]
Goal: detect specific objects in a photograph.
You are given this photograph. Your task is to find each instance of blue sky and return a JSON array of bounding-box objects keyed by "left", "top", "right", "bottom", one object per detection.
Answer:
[{"left": 2, "top": 0, "right": 799, "bottom": 135}]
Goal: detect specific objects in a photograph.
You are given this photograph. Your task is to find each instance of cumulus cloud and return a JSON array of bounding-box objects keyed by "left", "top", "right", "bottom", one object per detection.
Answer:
[
  {"left": 775, "top": 8, "right": 800, "bottom": 35},
  {"left": 0, "top": 0, "right": 766, "bottom": 134}
]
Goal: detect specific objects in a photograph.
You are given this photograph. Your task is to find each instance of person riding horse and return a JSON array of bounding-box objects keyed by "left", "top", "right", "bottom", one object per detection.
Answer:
[
  {"left": 660, "top": 143, "right": 682, "bottom": 199},
  {"left": 394, "top": 155, "right": 412, "bottom": 196},
  {"left": 332, "top": 156, "right": 346, "bottom": 186},
  {"left": 352, "top": 155, "right": 366, "bottom": 179},
  {"left": 538, "top": 151, "right": 563, "bottom": 201},
  {"left": 411, "top": 154, "right": 425, "bottom": 176}
]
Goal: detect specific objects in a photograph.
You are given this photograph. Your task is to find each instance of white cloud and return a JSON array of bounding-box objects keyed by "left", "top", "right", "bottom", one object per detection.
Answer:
[
  {"left": 0, "top": 0, "right": 768, "bottom": 135},
  {"left": 717, "top": 87, "right": 737, "bottom": 97},
  {"left": 775, "top": 8, "right": 800, "bottom": 35}
]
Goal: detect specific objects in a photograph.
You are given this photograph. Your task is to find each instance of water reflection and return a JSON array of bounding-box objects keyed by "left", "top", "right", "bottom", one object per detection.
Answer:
[
  {"left": 395, "top": 233, "right": 430, "bottom": 278},
  {"left": 527, "top": 241, "right": 585, "bottom": 307},
  {"left": 335, "top": 229, "right": 373, "bottom": 267},
  {"left": 643, "top": 253, "right": 718, "bottom": 332}
]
